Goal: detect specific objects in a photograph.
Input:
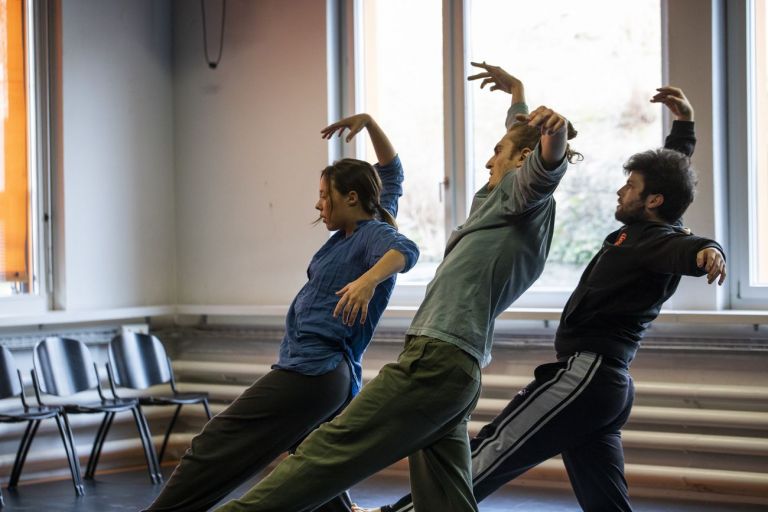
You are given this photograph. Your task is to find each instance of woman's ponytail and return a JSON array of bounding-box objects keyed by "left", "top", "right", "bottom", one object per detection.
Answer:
[{"left": 375, "top": 203, "right": 397, "bottom": 229}]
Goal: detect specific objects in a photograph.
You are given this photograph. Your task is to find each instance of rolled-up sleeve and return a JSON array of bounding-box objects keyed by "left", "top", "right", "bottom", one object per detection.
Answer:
[
  {"left": 364, "top": 223, "right": 420, "bottom": 273},
  {"left": 502, "top": 144, "right": 568, "bottom": 215},
  {"left": 505, "top": 102, "right": 530, "bottom": 131},
  {"left": 375, "top": 155, "right": 404, "bottom": 218}
]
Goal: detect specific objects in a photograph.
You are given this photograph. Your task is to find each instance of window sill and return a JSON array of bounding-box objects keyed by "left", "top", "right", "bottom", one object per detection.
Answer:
[
  {"left": 174, "top": 304, "right": 768, "bottom": 327},
  {"left": 1, "top": 304, "right": 766, "bottom": 331},
  {"left": 0, "top": 305, "right": 175, "bottom": 328}
]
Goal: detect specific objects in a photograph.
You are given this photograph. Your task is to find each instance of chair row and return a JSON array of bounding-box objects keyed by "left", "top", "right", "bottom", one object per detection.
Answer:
[{"left": 0, "top": 333, "right": 212, "bottom": 497}]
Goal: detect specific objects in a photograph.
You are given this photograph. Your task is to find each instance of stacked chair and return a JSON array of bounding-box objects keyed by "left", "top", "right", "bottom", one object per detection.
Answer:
[
  {"left": 1, "top": 332, "right": 211, "bottom": 498},
  {"left": 105, "top": 332, "right": 212, "bottom": 465},
  {"left": 31, "top": 337, "right": 162, "bottom": 486},
  {"left": 0, "top": 345, "right": 83, "bottom": 497}
]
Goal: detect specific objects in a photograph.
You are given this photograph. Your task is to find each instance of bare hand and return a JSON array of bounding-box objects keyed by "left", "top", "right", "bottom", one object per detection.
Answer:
[
  {"left": 321, "top": 114, "right": 373, "bottom": 143},
  {"left": 515, "top": 106, "right": 567, "bottom": 136},
  {"left": 468, "top": 61, "right": 522, "bottom": 95},
  {"left": 650, "top": 86, "right": 694, "bottom": 122},
  {"left": 696, "top": 247, "right": 726, "bottom": 285},
  {"left": 333, "top": 276, "right": 377, "bottom": 326}
]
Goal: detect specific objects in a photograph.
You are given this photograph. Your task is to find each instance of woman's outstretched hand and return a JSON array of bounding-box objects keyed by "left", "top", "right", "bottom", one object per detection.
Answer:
[{"left": 321, "top": 114, "right": 373, "bottom": 143}]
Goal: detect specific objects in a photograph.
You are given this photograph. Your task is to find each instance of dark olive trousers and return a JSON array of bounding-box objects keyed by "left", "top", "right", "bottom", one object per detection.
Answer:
[{"left": 214, "top": 335, "right": 483, "bottom": 512}]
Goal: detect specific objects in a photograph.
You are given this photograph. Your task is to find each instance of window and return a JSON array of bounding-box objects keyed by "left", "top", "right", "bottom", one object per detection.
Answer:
[
  {"left": 753, "top": 0, "right": 768, "bottom": 286},
  {"left": 0, "top": 0, "right": 48, "bottom": 311},
  {"left": 355, "top": 0, "right": 445, "bottom": 283},
  {"left": 467, "top": 0, "right": 661, "bottom": 290},
  {"left": 350, "top": 1, "right": 665, "bottom": 301},
  {"left": 728, "top": 0, "right": 768, "bottom": 305},
  {"left": 0, "top": 0, "right": 32, "bottom": 296}
]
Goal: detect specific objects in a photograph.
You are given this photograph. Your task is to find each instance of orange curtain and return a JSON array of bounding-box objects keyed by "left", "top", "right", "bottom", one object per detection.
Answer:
[{"left": 0, "top": 0, "right": 29, "bottom": 283}]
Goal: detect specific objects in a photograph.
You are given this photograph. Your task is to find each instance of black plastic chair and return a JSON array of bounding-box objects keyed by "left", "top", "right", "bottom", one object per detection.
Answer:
[
  {"left": 106, "top": 333, "right": 212, "bottom": 464},
  {"left": 0, "top": 346, "right": 84, "bottom": 496},
  {"left": 31, "top": 337, "right": 162, "bottom": 484}
]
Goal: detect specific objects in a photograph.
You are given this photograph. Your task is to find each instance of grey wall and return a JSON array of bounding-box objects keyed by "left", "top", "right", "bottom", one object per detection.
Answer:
[
  {"left": 57, "top": 0, "right": 176, "bottom": 309},
  {"left": 54, "top": 0, "right": 331, "bottom": 311},
  {"left": 663, "top": 0, "right": 729, "bottom": 309},
  {"left": 172, "top": 0, "right": 330, "bottom": 306}
]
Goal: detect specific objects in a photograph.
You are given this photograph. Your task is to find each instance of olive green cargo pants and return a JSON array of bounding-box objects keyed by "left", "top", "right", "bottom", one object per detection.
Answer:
[{"left": 216, "top": 335, "right": 482, "bottom": 512}]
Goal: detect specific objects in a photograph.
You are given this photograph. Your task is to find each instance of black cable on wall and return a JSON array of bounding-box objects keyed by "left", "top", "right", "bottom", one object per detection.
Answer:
[{"left": 201, "top": 0, "right": 226, "bottom": 69}]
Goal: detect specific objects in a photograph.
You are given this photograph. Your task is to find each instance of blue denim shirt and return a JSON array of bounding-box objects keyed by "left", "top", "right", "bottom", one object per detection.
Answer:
[{"left": 273, "top": 156, "right": 419, "bottom": 396}]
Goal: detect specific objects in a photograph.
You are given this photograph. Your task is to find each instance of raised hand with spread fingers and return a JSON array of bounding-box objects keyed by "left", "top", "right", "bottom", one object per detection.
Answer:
[
  {"left": 651, "top": 86, "right": 694, "bottom": 121},
  {"left": 468, "top": 60, "right": 526, "bottom": 104},
  {"left": 321, "top": 113, "right": 396, "bottom": 166}
]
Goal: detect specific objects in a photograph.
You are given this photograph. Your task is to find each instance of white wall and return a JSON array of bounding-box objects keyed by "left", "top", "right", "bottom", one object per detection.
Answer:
[
  {"left": 662, "top": 0, "right": 729, "bottom": 309},
  {"left": 57, "top": 0, "right": 176, "bottom": 309},
  {"left": 173, "top": 0, "right": 329, "bottom": 305}
]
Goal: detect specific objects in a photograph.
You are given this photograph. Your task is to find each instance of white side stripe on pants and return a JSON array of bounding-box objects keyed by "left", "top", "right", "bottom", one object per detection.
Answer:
[
  {"left": 472, "top": 352, "right": 602, "bottom": 485},
  {"left": 391, "top": 353, "right": 602, "bottom": 512}
]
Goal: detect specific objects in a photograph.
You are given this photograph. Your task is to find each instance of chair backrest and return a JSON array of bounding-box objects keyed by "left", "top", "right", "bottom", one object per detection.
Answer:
[
  {"left": 0, "top": 346, "right": 22, "bottom": 400},
  {"left": 33, "top": 337, "right": 98, "bottom": 396},
  {"left": 108, "top": 333, "right": 172, "bottom": 390}
]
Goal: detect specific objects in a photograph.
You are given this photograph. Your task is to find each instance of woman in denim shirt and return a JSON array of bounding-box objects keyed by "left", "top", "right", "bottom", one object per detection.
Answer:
[{"left": 145, "top": 114, "right": 419, "bottom": 512}]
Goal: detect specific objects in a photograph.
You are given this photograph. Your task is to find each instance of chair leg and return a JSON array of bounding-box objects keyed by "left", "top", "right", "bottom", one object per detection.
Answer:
[
  {"left": 8, "top": 420, "right": 40, "bottom": 488},
  {"left": 141, "top": 405, "right": 164, "bottom": 482},
  {"left": 158, "top": 404, "right": 183, "bottom": 465},
  {"left": 85, "top": 412, "right": 115, "bottom": 480},
  {"left": 54, "top": 414, "right": 85, "bottom": 496},
  {"left": 8, "top": 421, "right": 33, "bottom": 488},
  {"left": 131, "top": 406, "right": 162, "bottom": 484},
  {"left": 84, "top": 413, "right": 107, "bottom": 479},
  {"left": 141, "top": 405, "right": 163, "bottom": 483},
  {"left": 59, "top": 412, "right": 85, "bottom": 496},
  {"left": 202, "top": 398, "right": 213, "bottom": 420}
]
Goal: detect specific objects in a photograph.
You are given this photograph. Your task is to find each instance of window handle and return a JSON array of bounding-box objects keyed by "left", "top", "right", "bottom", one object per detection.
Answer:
[{"left": 438, "top": 177, "right": 450, "bottom": 203}]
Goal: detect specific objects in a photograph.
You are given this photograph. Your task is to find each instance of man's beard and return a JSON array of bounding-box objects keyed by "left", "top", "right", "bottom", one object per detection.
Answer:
[{"left": 614, "top": 201, "right": 646, "bottom": 224}]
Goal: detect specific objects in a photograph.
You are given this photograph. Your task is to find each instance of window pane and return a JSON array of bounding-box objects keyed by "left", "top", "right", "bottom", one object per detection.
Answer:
[
  {"left": 468, "top": 0, "right": 662, "bottom": 290},
  {"left": 357, "top": 0, "right": 445, "bottom": 283},
  {"left": 0, "top": 0, "right": 31, "bottom": 297},
  {"left": 753, "top": 0, "right": 768, "bottom": 285}
]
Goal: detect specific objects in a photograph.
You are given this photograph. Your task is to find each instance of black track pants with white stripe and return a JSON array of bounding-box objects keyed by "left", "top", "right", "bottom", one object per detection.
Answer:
[{"left": 386, "top": 352, "right": 635, "bottom": 512}]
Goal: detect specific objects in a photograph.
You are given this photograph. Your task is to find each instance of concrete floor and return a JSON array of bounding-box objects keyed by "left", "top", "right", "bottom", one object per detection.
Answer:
[{"left": 3, "top": 465, "right": 765, "bottom": 512}]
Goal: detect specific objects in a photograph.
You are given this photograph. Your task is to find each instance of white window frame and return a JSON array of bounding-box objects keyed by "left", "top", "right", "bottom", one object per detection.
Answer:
[
  {"left": 727, "top": 0, "right": 768, "bottom": 307},
  {"left": 330, "top": 0, "right": 747, "bottom": 310},
  {"left": 0, "top": 0, "right": 53, "bottom": 316}
]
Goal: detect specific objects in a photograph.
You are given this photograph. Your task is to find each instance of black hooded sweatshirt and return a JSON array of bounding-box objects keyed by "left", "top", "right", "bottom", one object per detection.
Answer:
[{"left": 554, "top": 120, "right": 724, "bottom": 366}]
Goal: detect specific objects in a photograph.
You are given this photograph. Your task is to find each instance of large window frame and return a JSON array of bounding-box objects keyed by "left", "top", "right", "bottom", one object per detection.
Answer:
[
  {"left": 331, "top": 0, "right": 765, "bottom": 311},
  {"left": 336, "top": 0, "right": 670, "bottom": 308},
  {"left": 727, "top": 0, "right": 768, "bottom": 307},
  {"left": 0, "top": 0, "right": 53, "bottom": 315}
]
